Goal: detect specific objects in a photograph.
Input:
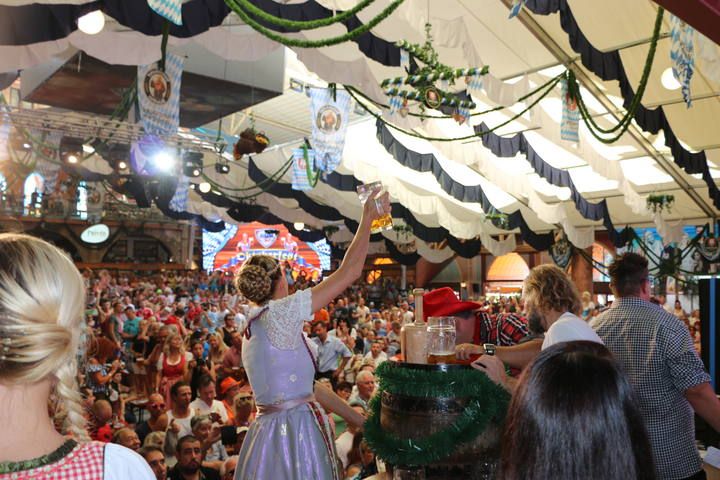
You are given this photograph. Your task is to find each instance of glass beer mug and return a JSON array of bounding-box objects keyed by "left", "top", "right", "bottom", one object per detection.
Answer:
[
  {"left": 426, "top": 316, "right": 457, "bottom": 364},
  {"left": 356, "top": 181, "right": 393, "bottom": 234}
]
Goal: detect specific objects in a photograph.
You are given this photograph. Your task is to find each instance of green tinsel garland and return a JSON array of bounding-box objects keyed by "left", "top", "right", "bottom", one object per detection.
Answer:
[
  {"left": 225, "top": 0, "right": 404, "bottom": 48},
  {"left": 303, "top": 144, "right": 320, "bottom": 188},
  {"left": 363, "top": 362, "right": 510, "bottom": 467},
  {"left": 346, "top": 74, "right": 561, "bottom": 142},
  {"left": 569, "top": 7, "right": 664, "bottom": 144},
  {"left": 232, "top": 0, "right": 377, "bottom": 30}
]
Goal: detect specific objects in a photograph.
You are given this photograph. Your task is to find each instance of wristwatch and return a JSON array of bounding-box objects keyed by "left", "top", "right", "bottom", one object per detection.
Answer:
[{"left": 483, "top": 343, "right": 497, "bottom": 356}]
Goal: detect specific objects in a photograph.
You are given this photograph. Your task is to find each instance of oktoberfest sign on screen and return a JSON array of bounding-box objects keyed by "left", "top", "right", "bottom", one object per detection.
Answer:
[{"left": 203, "top": 222, "right": 330, "bottom": 280}]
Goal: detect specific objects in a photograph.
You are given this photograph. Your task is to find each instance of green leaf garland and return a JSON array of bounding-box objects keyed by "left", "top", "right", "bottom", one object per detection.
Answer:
[
  {"left": 363, "top": 362, "right": 510, "bottom": 467},
  {"left": 232, "top": 0, "right": 377, "bottom": 30},
  {"left": 225, "top": 0, "right": 405, "bottom": 48}
]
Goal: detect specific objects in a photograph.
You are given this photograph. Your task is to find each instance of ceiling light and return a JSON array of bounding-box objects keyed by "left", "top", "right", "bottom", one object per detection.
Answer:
[
  {"left": 22, "top": 143, "right": 31, "bottom": 149},
  {"left": 293, "top": 222, "right": 305, "bottom": 231},
  {"left": 82, "top": 144, "right": 95, "bottom": 154},
  {"left": 118, "top": 161, "right": 128, "bottom": 170},
  {"left": 215, "top": 163, "right": 230, "bottom": 174},
  {"left": 198, "top": 182, "right": 211, "bottom": 193},
  {"left": 661, "top": 67, "right": 681, "bottom": 91},
  {"left": 77, "top": 10, "right": 105, "bottom": 35},
  {"left": 67, "top": 154, "right": 79, "bottom": 164},
  {"left": 153, "top": 152, "right": 175, "bottom": 173}
]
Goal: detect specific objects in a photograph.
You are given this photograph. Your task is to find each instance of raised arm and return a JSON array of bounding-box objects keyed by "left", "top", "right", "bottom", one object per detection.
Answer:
[{"left": 311, "top": 190, "right": 390, "bottom": 313}]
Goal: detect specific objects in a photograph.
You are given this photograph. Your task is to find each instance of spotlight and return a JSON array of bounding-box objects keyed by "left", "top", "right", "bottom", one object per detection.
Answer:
[
  {"left": 198, "top": 182, "right": 211, "bottom": 193},
  {"left": 22, "top": 143, "right": 31, "bottom": 149},
  {"left": 215, "top": 162, "right": 230, "bottom": 174},
  {"left": 661, "top": 67, "right": 681, "bottom": 91},
  {"left": 60, "top": 136, "right": 84, "bottom": 164},
  {"left": 82, "top": 144, "right": 95, "bottom": 154},
  {"left": 153, "top": 151, "right": 176, "bottom": 173},
  {"left": 183, "top": 152, "right": 203, "bottom": 178},
  {"left": 78, "top": 9, "right": 105, "bottom": 35},
  {"left": 293, "top": 222, "right": 305, "bottom": 231},
  {"left": 118, "top": 161, "right": 128, "bottom": 170}
]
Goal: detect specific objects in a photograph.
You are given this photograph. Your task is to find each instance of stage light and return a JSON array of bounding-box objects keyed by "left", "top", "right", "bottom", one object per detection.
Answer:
[
  {"left": 78, "top": 10, "right": 105, "bottom": 35},
  {"left": 118, "top": 161, "right": 128, "bottom": 170},
  {"left": 82, "top": 144, "right": 95, "bottom": 154},
  {"left": 661, "top": 67, "right": 681, "bottom": 91},
  {"left": 153, "top": 151, "right": 175, "bottom": 173},
  {"left": 183, "top": 151, "right": 203, "bottom": 177},
  {"left": 199, "top": 182, "right": 211, "bottom": 193},
  {"left": 294, "top": 222, "right": 305, "bottom": 231},
  {"left": 215, "top": 162, "right": 230, "bottom": 174},
  {"left": 22, "top": 143, "right": 31, "bottom": 149},
  {"left": 60, "top": 136, "right": 83, "bottom": 164}
]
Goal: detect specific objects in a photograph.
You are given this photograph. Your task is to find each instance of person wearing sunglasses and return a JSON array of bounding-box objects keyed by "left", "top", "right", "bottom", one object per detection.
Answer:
[{"left": 136, "top": 393, "right": 169, "bottom": 445}]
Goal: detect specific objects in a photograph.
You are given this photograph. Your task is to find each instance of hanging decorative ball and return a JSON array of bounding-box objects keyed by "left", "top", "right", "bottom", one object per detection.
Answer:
[
  {"left": 424, "top": 86, "right": 442, "bottom": 109},
  {"left": 399, "top": 98, "right": 410, "bottom": 118}
]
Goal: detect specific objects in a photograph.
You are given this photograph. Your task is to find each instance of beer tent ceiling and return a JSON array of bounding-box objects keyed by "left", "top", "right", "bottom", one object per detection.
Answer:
[{"left": 1, "top": 0, "right": 720, "bottom": 261}]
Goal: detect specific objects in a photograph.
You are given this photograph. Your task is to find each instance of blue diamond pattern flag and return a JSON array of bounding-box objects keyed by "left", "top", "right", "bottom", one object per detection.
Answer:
[
  {"left": 292, "top": 147, "right": 316, "bottom": 191},
  {"left": 508, "top": 0, "right": 526, "bottom": 19},
  {"left": 466, "top": 72, "right": 484, "bottom": 98},
  {"left": 309, "top": 88, "right": 351, "bottom": 173},
  {"left": 560, "top": 78, "right": 579, "bottom": 143},
  {"left": 137, "top": 52, "right": 189, "bottom": 211},
  {"left": 400, "top": 49, "right": 410, "bottom": 71},
  {"left": 388, "top": 94, "right": 403, "bottom": 115},
  {"left": 669, "top": 14, "right": 694, "bottom": 108},
  {"left": 147, "top": 0, "right": 183, "bottom": 26}
]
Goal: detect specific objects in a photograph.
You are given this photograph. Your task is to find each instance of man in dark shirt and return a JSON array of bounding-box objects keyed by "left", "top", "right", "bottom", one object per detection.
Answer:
[{"left": 168, "top": 435, "right": 220, "bottom": 480}]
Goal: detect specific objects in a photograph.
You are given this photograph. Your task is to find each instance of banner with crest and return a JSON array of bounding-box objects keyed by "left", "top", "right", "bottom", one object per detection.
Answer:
[{"left": 309, "top": 88, "right": 351, "bottom": 174}]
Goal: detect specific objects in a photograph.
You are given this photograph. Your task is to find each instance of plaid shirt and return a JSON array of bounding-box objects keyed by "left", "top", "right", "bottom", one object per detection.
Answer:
[
  {"left": 475, "top": 312, "right": 529, "bottom": 346},
  {"left": 593, "top": 297, "right": 710, "bottom": 479}
]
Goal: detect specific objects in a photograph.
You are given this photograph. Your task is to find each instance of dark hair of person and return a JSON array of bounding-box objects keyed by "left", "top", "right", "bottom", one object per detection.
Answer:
[
  {"left": 197, "top": 374, "right": 214, "bottom": 390},
  {"left": 315, "top": 321, "right": 328, "bottom": 331},
  {"left": 335, "top": 382, "right": 352, "bottom": 393},
  {"left": 500, "top": 341, "right": 655, "bottom": 480},
  {"left": 174, "top": 308, "right": 185, "bottom": 317},
  {"left": 609, "top": 253, "right": 649, "bottom": 297},
  {"left": 170, "top": 381, "right": 190, "bottom": 398},
  {"left": 176, "top": 435, "right": 200, "bottom": 453},
  {"left": 346, "top": 432, "right": 365, "bottom": 468}
]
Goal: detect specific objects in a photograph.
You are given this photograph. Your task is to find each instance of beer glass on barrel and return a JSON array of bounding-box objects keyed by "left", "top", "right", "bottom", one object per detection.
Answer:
[
  {"left": 426, "top": 316, "right": 456, "bottom": 364},
  {"left": 357, "top": 181, "right": 393, "bottom": 234}
]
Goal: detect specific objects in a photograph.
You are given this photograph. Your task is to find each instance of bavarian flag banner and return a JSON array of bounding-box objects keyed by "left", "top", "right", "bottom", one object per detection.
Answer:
[
  {"left": 147, "top": 0, "right": 183, "bottom": 26},
  {"left": 137, "top": 52, "right": 183, "bottom": 136},
  {"left": 309, "top": 88, "right": 351, "bottom": 173}
]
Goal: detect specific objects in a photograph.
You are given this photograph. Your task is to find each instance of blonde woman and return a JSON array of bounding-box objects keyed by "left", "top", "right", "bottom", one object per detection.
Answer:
[
  {"left": 208, "top": 331, "right": 228, "bottom": 376},
  {"left": 0, "top": 233, "right": 153, "bottom": 478},
  {"left": 233, "top": 189, "right": 388, "bottom": 480},
  {"left": 156, "top": 332, "right": 193, "bottom": 405}
]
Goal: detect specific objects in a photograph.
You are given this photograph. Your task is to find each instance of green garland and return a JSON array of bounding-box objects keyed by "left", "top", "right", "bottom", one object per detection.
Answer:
[
  {"left": 232, "top": 0, "right": 377, "bottom": 30},
  {"left": 363, "top": 362, "right": 510, "bottom": 467},
  {"left": 225, "top": 0, "right": 404, "bottom": 48},
  {"left": 569, "top": 7, "right": 664, "bottom": 144},
  {"left": 346, "top": 74, "right": 561, "bottom": 142},
  {"left": 303, "top": 144, "right": 321, "bottom": 188}
]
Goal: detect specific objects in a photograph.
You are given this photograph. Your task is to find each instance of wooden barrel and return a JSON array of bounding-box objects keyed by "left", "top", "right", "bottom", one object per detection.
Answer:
[{"left": 378, "top": 362, "right": 503, "bottom": 478}]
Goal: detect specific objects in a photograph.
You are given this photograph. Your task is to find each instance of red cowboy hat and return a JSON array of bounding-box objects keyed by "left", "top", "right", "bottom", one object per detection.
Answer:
[{"left": 422, "top": 287, "right": 481, "bottom": 321}]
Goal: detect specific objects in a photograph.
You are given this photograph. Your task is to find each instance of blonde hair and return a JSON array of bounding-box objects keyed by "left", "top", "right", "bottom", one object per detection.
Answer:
[
  {"left": 523, "top": 264, "right": 582, "bottom": 316},
  {"left": 0, "top": 233, "right": 89, "bottom": 441},
  {"left": 235, "top": 255, "right": 281, "bottom": 305},
  {"left": 163, "top": 331, "right": 185, "bottom": 358},
  {"left": 143, "top": 431, "right": 166, "bottom": 449}
]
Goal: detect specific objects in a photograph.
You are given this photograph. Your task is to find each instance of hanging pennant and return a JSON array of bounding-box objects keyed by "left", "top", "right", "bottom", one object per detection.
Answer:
[
  {"left": 560, "top": 78, "right": 580, "bottom": 143},
  {"left": 137, "top": 52, "right": 183, "bottom": 136},
  {"left": 454, "top": 104, "right": 470, "bottom": 125},
  {"left": 147, "top": 0, "right": 183, "bottom": 26},
  {"left": 508, "top": 0, "right": 527, "bottom": 19},
  {"left": 400, "top": 49, "right": 410, "bottom": 72},
  {"left": 388, "top": 94, "right": 403, "bottom": 115},
  {"left": 34, "top": 130, "right": 62, "bottom": 195},
  {"left": 169, "top": 174, "right": 189, "bottom": 212},
  {"left": 309, "top": 88, "right": 351, "bottom": 174},
  {"left": 466, "top": 72, "right": 483, "bottom": 98},
  {"left": 669, "top": 14, "right": 694, "bottom": 108},
  {"left": 549, "top": 236, "right": 573, "bottom": 269},
  {"left": 292, "top": 147, "right": 317, "bottom": 191}
]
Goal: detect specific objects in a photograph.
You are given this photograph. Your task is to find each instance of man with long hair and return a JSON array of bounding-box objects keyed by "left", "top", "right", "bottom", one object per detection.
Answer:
[{"left": 593, "top": 253, "right": 720, "bottom": 480}]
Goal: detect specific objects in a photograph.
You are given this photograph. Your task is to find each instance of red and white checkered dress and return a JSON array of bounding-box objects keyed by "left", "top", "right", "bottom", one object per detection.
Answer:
[{"left": 0, "top": 441, "right": 105, "bottom": 480}]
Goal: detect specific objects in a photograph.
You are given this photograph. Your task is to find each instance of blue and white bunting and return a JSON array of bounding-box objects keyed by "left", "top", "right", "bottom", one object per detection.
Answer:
[
  {"left": 669, "top": 14, "right": 694, "bottom": 108},
  {"left": 466, "top": 72, "right": 484, "bottom": 98},
  {"left": 560, "top": 78, "right": 580, "bottom": 143},
  {"left": 400, "top": 49, "right": 410, "bottom": 71},
  {"left": 309, "top": 88, "right": 351, "bottom": 173},
  {"left": 508, "top": 0, "right": 526, "bottom": 19},
  {"left": 169, "top": 174, "right": 189, "bottom": 212},
  {"left": 291, "top": 147, "right": 316, "bottom": 191},
  {"left": 147, "top": 0, "right": 183, "bottom": 26},
  {"left": 388, "top": 94, "right": 403, "bottom": 115}
]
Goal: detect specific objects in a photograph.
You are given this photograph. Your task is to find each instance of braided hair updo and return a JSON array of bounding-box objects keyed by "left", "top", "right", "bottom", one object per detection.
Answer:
[{"left": 236, "top": 255, "right": 281, "bottom": 305}]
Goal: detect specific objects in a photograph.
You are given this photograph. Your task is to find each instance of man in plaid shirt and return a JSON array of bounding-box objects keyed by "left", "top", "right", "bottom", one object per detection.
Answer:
[{"left": 594, "top": 253, "right": 720, "bottom": 480}]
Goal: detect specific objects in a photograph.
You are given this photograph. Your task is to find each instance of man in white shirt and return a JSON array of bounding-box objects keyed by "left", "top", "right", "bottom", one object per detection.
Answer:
[
  {"left": 363, "top": 341, "right": 388, "bottom": 368},
  {"left": 189, "top": 375, "right": 229, "bottom": 424},
  {"left": 461, "top": 264, "right": 601, "bottom": 391}
]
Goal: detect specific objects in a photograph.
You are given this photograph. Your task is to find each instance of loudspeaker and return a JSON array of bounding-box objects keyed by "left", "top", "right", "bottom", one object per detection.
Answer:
[{"left": 698, "top": 279, "right": 719, "bottom": 392}]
